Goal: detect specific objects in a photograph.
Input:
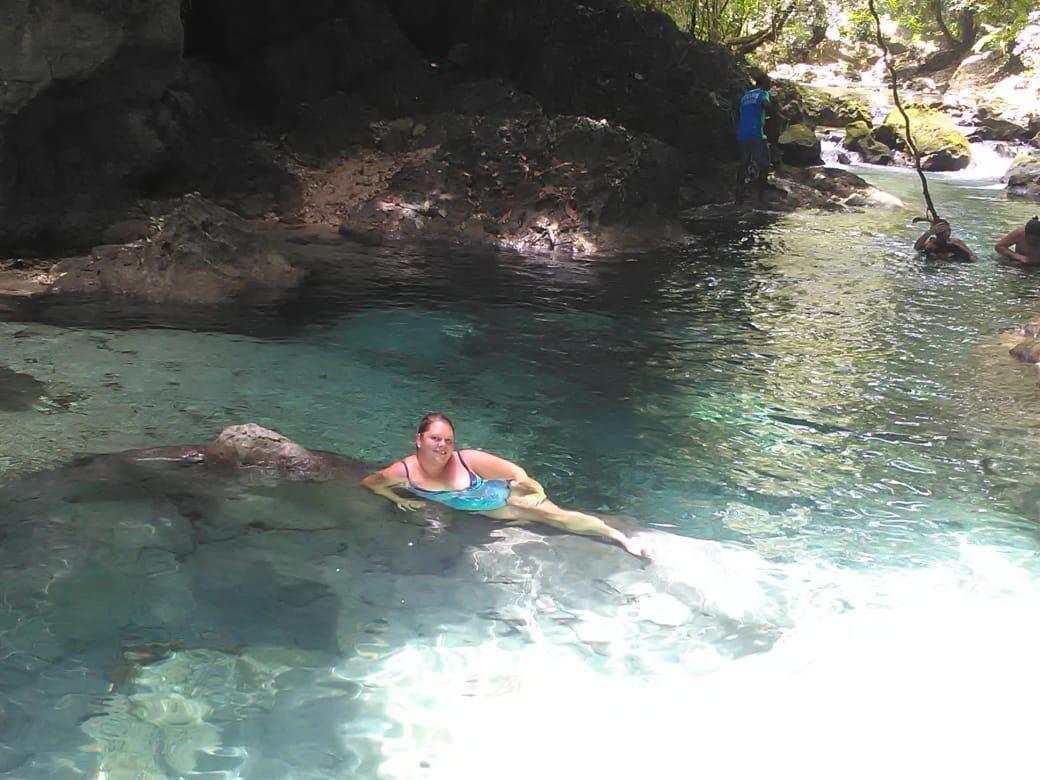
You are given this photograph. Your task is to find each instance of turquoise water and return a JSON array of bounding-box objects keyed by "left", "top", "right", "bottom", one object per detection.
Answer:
[{"left": 2, "top": 160, "right": 1040, "bottom": 778}]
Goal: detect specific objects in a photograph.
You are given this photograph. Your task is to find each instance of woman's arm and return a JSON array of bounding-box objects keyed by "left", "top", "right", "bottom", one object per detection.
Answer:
[
  {"left": 460, "top": 449, "right": 546, "bottom": 503},
  {"left": 996, "top": 228, "right": 1028, "bottom": 262},
  {"left": 361, "top": 461, "right": 425, "bottom": 511}
]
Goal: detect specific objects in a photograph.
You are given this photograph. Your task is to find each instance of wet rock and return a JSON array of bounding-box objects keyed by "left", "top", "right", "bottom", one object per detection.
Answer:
[
  {"left": 970, "top": 108, "right": 1032, "bottom": 142},
  {"left": 0, "top": 366, "right": 46, "bottom": 411},
  {"left": 843, "top": 121, "right": 893, "bottom": 165},
  {"left": 48, "top": 196, "right": 307, "bottom": 304},
  {"left": 1006, "top": 316, "right": 1040, "bottom": 363},
  {"left": 882, "top": 105, "right": 970, "bottom": 172},
  {"left": 778, "top": 124, "right": 822, "bottom": 166},
  {"left": 204, "top": 424, "right": 330, "bottom": 477},
  {"left": 1010, "top": 339, "right": 1040, "bottom": 364},
  {"left": 1003, "top": 151, "right": 1040, "bottom": 200},
  {"left": 781, "top": 166, "right": 902, "bottom": 209},
  {"left": 202, "top": 423, "right": 362, "bottom": 481}
]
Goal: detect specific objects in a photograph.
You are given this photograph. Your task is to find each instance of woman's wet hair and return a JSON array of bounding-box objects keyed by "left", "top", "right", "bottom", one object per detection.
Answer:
[
  {"left": 417, "top": 412, "right": 455, "bottom": 436},
  {"left": 1027, "top": 216, "right": 1040, "bottom": 237}
]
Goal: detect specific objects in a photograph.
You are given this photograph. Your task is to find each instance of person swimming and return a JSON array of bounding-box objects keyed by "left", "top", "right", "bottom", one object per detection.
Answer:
[
  {"left": 913, "top": 219, "right": 977, "bottom": 262},
  {"left": 361, "top": 412, "right": 646, "bottom": 557},
  {"left": 995, "top": 216, "right": 1040, "bottom": 265}
]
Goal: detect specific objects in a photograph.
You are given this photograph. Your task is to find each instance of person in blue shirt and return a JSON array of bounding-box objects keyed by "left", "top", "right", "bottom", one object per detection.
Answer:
[
  {"left": 362, "top": 413, "right": 647, "bottom": 556},
  {"left": 735, "top": 73, "right": 775, "bottom": 203}
]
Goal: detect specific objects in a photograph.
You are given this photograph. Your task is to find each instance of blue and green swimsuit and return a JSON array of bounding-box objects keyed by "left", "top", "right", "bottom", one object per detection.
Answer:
[{"left": 403, "top": 451, "right": 511, "bottom": 511}]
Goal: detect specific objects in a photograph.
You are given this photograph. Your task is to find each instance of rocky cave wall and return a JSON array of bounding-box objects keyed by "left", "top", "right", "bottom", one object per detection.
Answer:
[{"left": 0, "top": 0, "right": 747, "bottom": 255}]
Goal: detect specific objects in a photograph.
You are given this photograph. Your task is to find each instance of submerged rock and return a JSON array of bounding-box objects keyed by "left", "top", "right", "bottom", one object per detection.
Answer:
[
  {"left": 204, "top": 423, "right": 333, "bottom": 478},
  {"left": 1006, "top": 318, "right": 1040, "bottom": 363},
  {"left": 47, "top": 197, "right": 307, "bottom": 304},
  {"left": 0, "top": 366, "right": 46, "bottom": 411}
]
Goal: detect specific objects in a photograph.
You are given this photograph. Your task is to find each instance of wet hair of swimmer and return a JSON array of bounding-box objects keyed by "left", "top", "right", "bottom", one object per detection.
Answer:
[
  {"left": 1027, "top": 216, "right": 1040, "bottom": 237},
  {"left": 417, "top": 412, "right": 455, "bottom": 436}
]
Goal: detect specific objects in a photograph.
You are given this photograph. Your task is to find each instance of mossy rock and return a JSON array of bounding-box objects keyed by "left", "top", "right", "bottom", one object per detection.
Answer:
[
  {"left": 771, "top": 82, "right": 870, "bottom": 129},
  {"left": 842, "top": 121, "right": 892, "bottom": 164},
  {"left": 882, "top": 105, "right": 970, "bottom": 171},
  {"left": 796, "top": 84, "right": 871, "bottom": 127},
  {"left": 843, "top": 120, "right": 872, "bottom": 147},
  {"left": 778, "top": 123, "right": 822, "bottom": 165}
]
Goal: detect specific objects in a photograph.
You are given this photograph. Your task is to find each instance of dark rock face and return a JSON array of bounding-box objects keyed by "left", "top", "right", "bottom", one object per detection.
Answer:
[
  {"left": 0, "top": 0, "right": 184, "bottom": 253},
  {"left": 1004, "top": 152, "right": 1040, "bottom": 200},
  {"left": 0, "top": 0, "right": 751, "bottom": 257},
  {"left": 339, "top": 102, "right": 689, "bottom": 252},
  {"left": 388, "top": 0, "right": 745, "bottom": 159},
  {"left": 48, "top": 196, "right": 307, "bottom": 304}
]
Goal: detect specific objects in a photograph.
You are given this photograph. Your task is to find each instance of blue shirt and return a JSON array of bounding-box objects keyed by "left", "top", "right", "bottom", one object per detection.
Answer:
[{"left": 736, "top": 88, "right": 771, "bottom": 142}]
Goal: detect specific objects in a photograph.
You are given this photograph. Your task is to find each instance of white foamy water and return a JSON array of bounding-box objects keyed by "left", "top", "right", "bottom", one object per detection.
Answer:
[{"left": 330, "top": 528, "right": 1040, "bottom": 780}]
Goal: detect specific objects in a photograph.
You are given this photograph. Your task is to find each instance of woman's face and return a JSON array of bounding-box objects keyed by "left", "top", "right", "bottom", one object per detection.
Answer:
[{"left": 416, "top": 420, "right": 455, "bottom": 464}]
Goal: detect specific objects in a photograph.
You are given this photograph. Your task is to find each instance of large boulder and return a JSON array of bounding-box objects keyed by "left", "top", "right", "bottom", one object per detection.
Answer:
[
  {"left": 1003, "top": 151, "right": 1040, "bottom": 200},
  {"left": 842, "top": 121, "right": 893, "bottom": 165},
  {"left": 772, "top": 82, "right": 870, "bottom": 128},
  {"left": 778, "top": 124, "right": 822, "bottom": 166},
  {"left": 48, "top": 196, "right": 307, "bottom": 304},
  {"left": 203, "top": 424, "right": 330, "bottom": 478},
  {"left": 882, "top": 105, "right": 971, "bottom": 172}
]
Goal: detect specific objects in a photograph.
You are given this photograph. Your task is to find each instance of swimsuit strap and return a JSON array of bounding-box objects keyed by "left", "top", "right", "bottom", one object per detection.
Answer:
[
  {"left": 401, "top": 459, "right": 412, "bottom": 483},
  {"left": 456, "top": 450, "right": 480, "bottom": 484}
]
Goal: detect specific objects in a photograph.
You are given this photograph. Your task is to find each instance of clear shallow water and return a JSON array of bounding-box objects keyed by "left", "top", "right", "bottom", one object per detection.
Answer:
[{"left": 2, "top": 165, "right": 1040, "bottom": 778}]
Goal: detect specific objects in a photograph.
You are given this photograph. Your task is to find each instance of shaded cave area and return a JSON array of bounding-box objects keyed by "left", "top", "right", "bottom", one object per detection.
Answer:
[{"left": 0, "top": 0, "right": 747, "bottom": 256}]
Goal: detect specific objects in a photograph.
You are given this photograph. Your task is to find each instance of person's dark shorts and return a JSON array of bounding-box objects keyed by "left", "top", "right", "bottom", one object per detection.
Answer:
[{"left": 738, "top": 139, "right": 770, "bottom": 168}]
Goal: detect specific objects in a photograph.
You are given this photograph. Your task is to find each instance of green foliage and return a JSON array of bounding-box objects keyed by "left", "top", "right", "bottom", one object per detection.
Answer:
[{"left": 626, "top": 0, "right": 1034, "bottom": 60}]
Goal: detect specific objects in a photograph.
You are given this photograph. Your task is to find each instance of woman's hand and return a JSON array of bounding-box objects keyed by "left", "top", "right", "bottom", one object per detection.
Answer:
[
  {"left": 511, "top": 489, "right": 547, "bottom": 509},
  {"left": 620, "top": 535, "right": 649, "bottom": 558}
]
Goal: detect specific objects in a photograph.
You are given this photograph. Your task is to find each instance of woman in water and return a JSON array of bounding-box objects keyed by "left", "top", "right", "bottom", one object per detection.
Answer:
[{"left": 361, "top": 413, "right": 646, "bottom": 557}]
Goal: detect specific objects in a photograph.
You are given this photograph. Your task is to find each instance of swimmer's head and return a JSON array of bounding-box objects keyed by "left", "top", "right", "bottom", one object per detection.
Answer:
[
  {"left": 416, "top": 412, "right": 456, "bottom": 457},
  {"left": 932, "top": 220, "right": 951, "bottom": 240},
  {"left": 1026, "top": 216, "right": 1040, "bottom": 238}
]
